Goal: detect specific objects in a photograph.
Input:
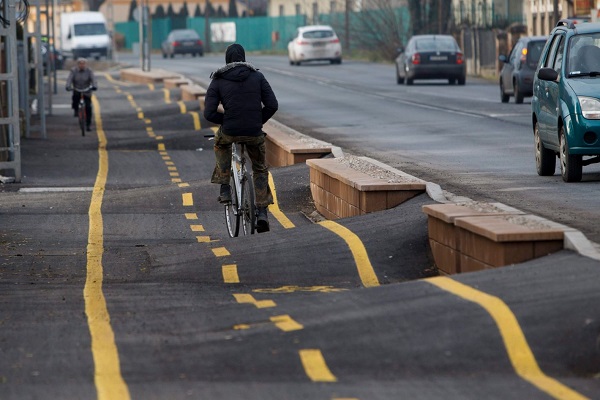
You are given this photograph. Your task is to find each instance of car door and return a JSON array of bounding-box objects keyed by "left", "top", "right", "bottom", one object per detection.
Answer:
[
  {"left": 503, "top": 41, "right": 521, "bottom": 93},
  {"left": 537, "top": 33, "right": 564, "bottom": 149}
]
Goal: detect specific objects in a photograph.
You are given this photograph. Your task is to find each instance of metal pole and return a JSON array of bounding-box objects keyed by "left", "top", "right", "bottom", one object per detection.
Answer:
[{"left": 553, "top": 0, "right": 559, "bottom": 25}]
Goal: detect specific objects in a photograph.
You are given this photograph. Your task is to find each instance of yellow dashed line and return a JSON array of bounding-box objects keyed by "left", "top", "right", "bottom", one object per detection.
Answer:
[
  {"left": 158, "top": 144, "right": 166, "bottom": 151},
  {"left": 196, "top": 236, "right": 213, "bottom": 243},
  {"left": 190, "top": 224, "right": 204, "bottom": 232},
  {"left": 270, "top": 315, "right": 303, "bottom": 332},
  {"left": 318, "top": 220, "right": 379, "bottom": 288},
  {"left": 156, "top": 136, "right": 164, "bottom": 140},
  {"left": 212, "top": 247, "right": 230, "bottom": 257},
  {"left": 162, "top": 88, "right": 171, "bottom": 103},
  {"left": 299, "top": 349, "right": 337, "bottom": 382},
  {"left": 168, "top": 166, "right": 177, "bottom": 171},
  {"left": 268, "top": 172, "right": 295, "bottom": 229},
  {"left": 178, "top": 101, "right": 186, "bottom": 114},
  {"left": 86, "top": 96, "right": 131, "bottom": 399},
  {"left": 144, "top": 118, "right": 151, "bottom": 124},
  {"left": 147, "top": 83, "right": 155, "bottom": 91},
  {"left": 185, "top": 213, "right": 198, "bottom": 220},
  {"left": 222, "top": 264, "right": 240, "bottom": 283},
  {"left": 188, "top": 111, "right": 201, "bottom": 131},
  {"left": 426, "top": 277, "right": 589, "bottom": 400},
  {"left": 178, "top": 183, "right": 190, "bottom": 188},
  {"left": 171, "top": 178, "right": 182, "bottom": 183},
  {"left": 137, "top": 111, "right": 144, "bottom": 119},
  {"left": 233, "top": 294, "right": 276, "bottom": 308},
  {"left": 182, "top": 193, "right": 193, "bottom": 206},
  {"left": 165, "top": 161, "right": 175, "bottom": 167},
  {"left": 170, "top": 172, "right": 179, "bottom": 177}
]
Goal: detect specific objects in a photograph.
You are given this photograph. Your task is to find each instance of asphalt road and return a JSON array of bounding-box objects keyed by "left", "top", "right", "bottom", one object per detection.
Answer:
[
  {"left": 0, "top": 67, "right": 599, "bottom": 399},
  {"left": 136, "top": 52, "right": 600, "bottom": 246}
]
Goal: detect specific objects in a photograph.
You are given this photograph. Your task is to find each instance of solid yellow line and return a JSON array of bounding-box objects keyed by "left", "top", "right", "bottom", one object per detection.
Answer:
[
  {"left": 162, "top": 88, "right": 170, "bottom": 103},
  {"left": 268, "top": 172, "right": 295, "bottom": 229},
  {"left": 85, "top": 96, "right": 131, "bottom": 400},
  {"left": 182, "top": 193, "right": 193, "bottom": 206},
  {"left": 189, "top": 111, "right": 201, "bottom": 130},
  {"left": 177, "top": 101, "right": 186, "bottom": 114},
  {"left": 299, "top": 349, "right": 337, "bottom": 382},
  {"left": 233, "top": 293, "right": 276, "bottom": 308},
  {"left": 222, "top": 264, "right": 240, "bottom": 283},
  {"left": 270, "top": 315, "right": 303, "bottom": 332},
  {"left": 426, "top": 277, "right": 589, "bottom": 400},
  {"left": 318, "top": 220, "right": 379, "bottom": 288}
]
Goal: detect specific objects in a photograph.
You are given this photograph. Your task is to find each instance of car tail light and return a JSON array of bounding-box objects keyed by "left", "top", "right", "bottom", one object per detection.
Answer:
[
  {"left": 297, "top": 40, "right": 309, "bottom": 45},
  {"left": 331, "top": 38, "right": 340, "bottom": 44},
  {"left": 197, "top": 40, "right": 203, "bottom": 46},
  {"left": 412, "top": 53, "right": 421, "bottom": 64},
  {"left": 173, "top": 41, "right": 180, "bottom": 47},
  {"left": 456, "top": 52, "right": 464, "bottom": 64}
]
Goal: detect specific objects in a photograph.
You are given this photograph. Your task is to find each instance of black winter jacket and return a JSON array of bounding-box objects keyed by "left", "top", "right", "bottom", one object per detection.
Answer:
[{"left": 203, "top": 62, "right": 278, "bottom": 137}]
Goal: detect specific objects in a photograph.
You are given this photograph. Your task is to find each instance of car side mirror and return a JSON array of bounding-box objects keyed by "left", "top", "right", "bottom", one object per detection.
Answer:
[
  {"left": 537, "top": 67, "right": 559, "bottom": 82},
  {"left": 498, "top": 54, "right": 507, "bottom": 63},
  {"left": 397, "top": 47, "right": 404, "bottom": 54}
]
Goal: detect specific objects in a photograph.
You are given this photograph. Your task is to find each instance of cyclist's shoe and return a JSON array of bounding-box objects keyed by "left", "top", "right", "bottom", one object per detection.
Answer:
[
  {"left": 218, "top": 184, "right": 231, "bottom": 203},
  {"left": 73, "top": 110, "right": 78, "bottom": 117},
  {"left": 256, "top": 207, "right": 270, "bottom": 233},
  {"left": 86, "top": 125, "right": 91, "bottom": 131}
]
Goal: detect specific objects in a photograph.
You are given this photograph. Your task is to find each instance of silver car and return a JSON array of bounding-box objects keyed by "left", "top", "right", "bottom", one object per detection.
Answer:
[{"left": 288, "top": 25, "right": 342, "bottom": 65}]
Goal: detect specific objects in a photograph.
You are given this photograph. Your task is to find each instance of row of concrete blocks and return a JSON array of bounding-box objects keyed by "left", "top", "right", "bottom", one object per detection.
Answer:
[{"left": 119, "top": 67, "right": 570, "bottom": 275}]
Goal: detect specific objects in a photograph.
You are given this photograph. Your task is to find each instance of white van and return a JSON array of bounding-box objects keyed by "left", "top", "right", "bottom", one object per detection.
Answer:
[{"left": 60, "top": 12, "right": 110, "bottom": 60}]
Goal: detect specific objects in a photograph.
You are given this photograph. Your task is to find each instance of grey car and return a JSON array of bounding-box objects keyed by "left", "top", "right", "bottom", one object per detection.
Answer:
[
  {"left": 395, "top": 34, "right": 466, "bottom": 85},
  {"left": 161, "top": 29, "right": 204, "bottom": 58},
  {"left": 499, "top": 36, "right": 547, "bottom": 103}
]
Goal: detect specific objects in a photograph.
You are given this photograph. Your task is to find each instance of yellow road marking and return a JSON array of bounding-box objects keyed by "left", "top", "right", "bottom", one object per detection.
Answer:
[
  {"left": 144, "top": 118, "right": 151, "bottom": 124},
  {"left": 85, "top": 96, "right": 130, "bottom": 400},
  {"left": 137, "top": 111, "right": 144, "bottom": 119},
  {"left": 185, "top": 213, "right": 198, "bottom": 220},
  {"left": 158, "top": 144, "right": 166, "bottom": 151},
  {"left": 212, "top": 247, "right": 230, "bottom": 257},
  {"left": 165, "top": 161, "right": 174, "bottom": 166},
  {"left": 268, "top": 172, "right": 295, "bottom": 229},
  {"left": 426, "top": 277, "right": 589, "bottom": 400},
  {"left": 190, "top": 224, "right": 204, "bottom": 232},
  {"left": 155, "top": 136, "right": 164, "bottom": 140},
  {"left": 182, "top": 193, "right": 193, "bottom": 206},
  {"left": 162, "top": 156, "right": 170, "bottom": 160},
  {"left": 162, "top": 88, "right": 171, "bottom": 103},
  {"left": 270, "top": 315, "right": 303, "bottom": 332},
  {"left": 299, "top": 349, "right": 337, "bottom": 382},
  {"left": 147, "top": 83, "right": 155, "bottom": 91},
  {"left": 196, "top": 236, "right": 213, "bottom": 243},
  {"left": 169, "top": 172, "right": 179, "bottom": 177},
  {"left": 318, "top": 221, "right": 379, "bottom": 288},
  {"left": 189, "top": 111, "right": 201, "bottom": 130},
  {"left": 168, "top": 166, "right": 177, "bottom": 171},
  {"left": 222, "top": 264, "right": 240, "bottom": 283},
  {"left": 171, "top": 178, "right": 182, "bottom": 183},
  {"left": 178, "top": 100, "right": 186, "bottom": 114},
  {"left": 178, "top": 183, "right": 190, "bottom": 188},
  {"left": 233, "top": 293, "right": 276, "bottom": 308}
]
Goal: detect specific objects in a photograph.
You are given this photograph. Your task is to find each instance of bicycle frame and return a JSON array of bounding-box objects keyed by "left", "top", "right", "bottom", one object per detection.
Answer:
[
  {"left": 226, "top": 142, "right": 256, "bottom": 237},
  {"left": 73, "top": 86, "right": 93, "bottom": 136}
]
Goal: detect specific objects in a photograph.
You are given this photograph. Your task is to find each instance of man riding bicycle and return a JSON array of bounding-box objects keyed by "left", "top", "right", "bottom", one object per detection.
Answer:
[
  {"left": 204, "top": 44, "right": 278, "bottom": 233},
  {"left": 66, "top": 57, "right": 97, "bottom": 131}
]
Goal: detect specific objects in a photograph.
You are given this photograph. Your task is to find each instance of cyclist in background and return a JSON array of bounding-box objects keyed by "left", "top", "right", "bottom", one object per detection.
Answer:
[
  {"left": 66, "top": 57, "right": 97, "bottom": 131},
  {"left": 204, "top": 43, "right": 279, "bottom": 233}
]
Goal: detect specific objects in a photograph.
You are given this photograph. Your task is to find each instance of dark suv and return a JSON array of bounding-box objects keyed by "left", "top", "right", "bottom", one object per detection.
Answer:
[
  {"left": 499, "top": 36, "right": 547, "bottom": 103},
  {"left": 532, "top": 19, "right": 600, "bottom": 182}
]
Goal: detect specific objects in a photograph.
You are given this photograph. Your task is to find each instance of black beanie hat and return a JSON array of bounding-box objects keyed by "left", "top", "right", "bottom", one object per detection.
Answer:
[{"left": 225, "top": 43, "right": 246, "bottom": 63}]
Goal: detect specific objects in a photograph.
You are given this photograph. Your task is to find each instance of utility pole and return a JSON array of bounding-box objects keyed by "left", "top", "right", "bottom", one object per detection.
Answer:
[
  {"left": 344, "top": 0, "right": 350, "bottom": 52},
  {"left": 204, "top": 0, "right": 211, "bottom": 53},
  {"left": 553, "top": 0, "right": 559, "bottom": 25}
]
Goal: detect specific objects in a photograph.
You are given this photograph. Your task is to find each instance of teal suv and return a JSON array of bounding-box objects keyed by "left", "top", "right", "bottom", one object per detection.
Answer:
[{"left": 532, "top": 19, "right": 600, "bottom": 182}]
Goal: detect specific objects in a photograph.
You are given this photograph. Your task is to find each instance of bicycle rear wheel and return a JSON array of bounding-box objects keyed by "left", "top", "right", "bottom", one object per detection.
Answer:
[
  {"left": 240, "top": 170, "right": 256, "bottom": 235},
  {"left": 79, "top": 106, "right": 86, "bottom": 136},
  {"left": 225, "top": 176, "right": 240, "bottom": 237}
]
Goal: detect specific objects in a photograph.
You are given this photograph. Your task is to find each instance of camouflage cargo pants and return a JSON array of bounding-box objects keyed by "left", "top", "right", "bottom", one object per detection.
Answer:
[{"left": 211, "top": 127, "right": 273, "bottom": 208}]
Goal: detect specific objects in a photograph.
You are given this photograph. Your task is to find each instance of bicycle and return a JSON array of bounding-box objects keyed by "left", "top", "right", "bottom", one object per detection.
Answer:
[
  {"left": 69, "top": 86, "right": 94, "bottom": 136},
  {"left": 206, "top": 134, "right": 257, "bottom": 237}
]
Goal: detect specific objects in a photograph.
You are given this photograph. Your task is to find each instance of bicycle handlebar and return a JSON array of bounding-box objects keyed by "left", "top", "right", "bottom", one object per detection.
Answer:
[{"left": 68, "top": 86, "right": 96, "bottom": 93}]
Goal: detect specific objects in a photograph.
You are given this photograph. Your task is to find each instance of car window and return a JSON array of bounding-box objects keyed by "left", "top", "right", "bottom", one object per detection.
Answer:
[
  {"left": 527, "top": 41, "right": 545, "bottom": 67},
  {"left": 509, "top": 42, "right": 522, "bottom": 64},
  {"left": 568, "top": 33, "right": 600, "bottom": 74},
  {"left": 543, "top": 33, "right": 563, "bottom": 69},
  {"left": 415, "top": 37, "right": 457, "bottom": 51},
  {"left": 73, "top": 23, "right": 107, "bottom": 36},
  {"left": 552, "top": 36, "right": 565, "bottom": 72},
  {"left": 173, "top": 31, "right": 199, "bottom": 40},
  {"left": 302, "top": 30, "right": 334, "bottom": 39}
]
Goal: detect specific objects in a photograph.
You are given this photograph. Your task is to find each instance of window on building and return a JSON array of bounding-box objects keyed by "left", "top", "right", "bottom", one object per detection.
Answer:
[{"left": 279, "top": 5, "right": 284, "bottom": 16}]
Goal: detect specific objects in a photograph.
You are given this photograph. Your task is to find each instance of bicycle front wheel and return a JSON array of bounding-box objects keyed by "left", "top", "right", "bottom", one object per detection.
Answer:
[
  {"left": 225, "top": 176, "right": 240, "bottom": 237},
  {"left": 79, "top": 107, "right": 86, "bottom": 136},
  {"left": 240, "top": 170, "right": 256, "bottom": 235}
]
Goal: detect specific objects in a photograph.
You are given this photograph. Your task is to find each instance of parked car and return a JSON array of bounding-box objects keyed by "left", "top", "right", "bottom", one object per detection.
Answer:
[
  {"left": 532, "top": 19, "right": 600, "bottom": 182},
  {"left": 395, "top": 34, "right": 466, "bottom": 85},
  {"left": 161, "top": 29, "right": 204, "bottom": 58},
  {"left": 499, "top": 36, "right": 547, "bottom": 103},
  {"left": 287, "top": 25, "right": 342, "bottom": 65}
]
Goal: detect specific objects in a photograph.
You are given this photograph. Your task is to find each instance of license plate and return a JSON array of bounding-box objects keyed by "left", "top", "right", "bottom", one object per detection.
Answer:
[
  {"left": 430, "top": 55, "right": 448, "bottom": 61},
  {"left": 183, "top": 42, "right": 194, "bottom": 46},
  {"left": 312, "top": 42, "right": 326, "bottom": 47}
]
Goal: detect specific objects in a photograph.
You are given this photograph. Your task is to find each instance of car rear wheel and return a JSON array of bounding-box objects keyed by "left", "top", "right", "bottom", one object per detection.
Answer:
[
  {"left": 448, "top": 78, "right": 456, "bottom": 85},
  {"left": 534, "top": 122, "right": 555, "bottom": 176},
  {"left": 396, "top": 66, "right": 404, "bottom": 84},
  {"left": 500, "top": 80, "right": 509, "bottom": 103},
  {"left": 560, "top": 127, "right": 583, "bottom": 182},
  {"left": 514, "top": 81, "right": 524, "bottom": 104},
  {"left": 457, "top": 76, "right": 466, "bottom": 85},
  {"left": 162, "top": 52, "right": 167, "bottom": 59}
]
